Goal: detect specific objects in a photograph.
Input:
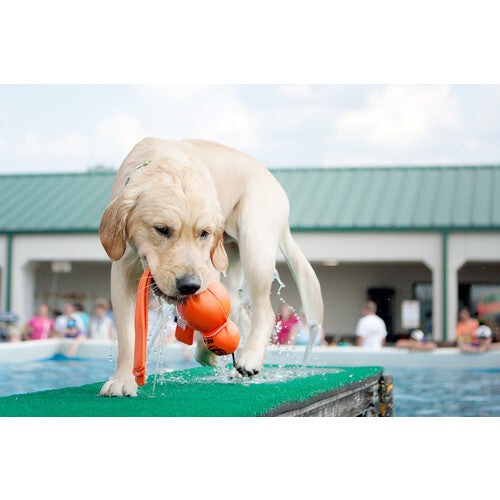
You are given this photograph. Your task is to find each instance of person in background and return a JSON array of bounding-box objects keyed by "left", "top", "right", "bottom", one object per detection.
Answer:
[
  {"left": 460, "top": 325, "right": 493, "bottom": 353},
  {"left": 293, "top": 313, "right": 325, "bottom": 346},
  {"left": 355, "top": 301, "right": 387, "bottom": 349},
  {"left": 456, "top": 306, "right": 479, "bottom": 346},
  {"left": 88, "top": 298, "right": 116, "bottom": 341},
  {"left": 64, "top": 318, "right": 85, "bottom": 357},
  {"left": 54, "top": 302, "right": 85, "bottom": 338},
  {"left": 395, "top": 329, "right": 437, "bottom": 351},
  {"left": 73, "top": 301, "right": 89, "bottom": 335},
  {"left": 23, "top": 303, "right": 55, "bottom": 340},
  {"left": 0, "top": 312, "right": 20, "bottom": 342},
  {"left": 273, "top": 302, "right": 299, "bottom": 345},
  {"left": 337, "top": 337, "right": 353, "bottom": 346},
  {"left": 105, "top": 299, "right": 116, "bottom": 328}
]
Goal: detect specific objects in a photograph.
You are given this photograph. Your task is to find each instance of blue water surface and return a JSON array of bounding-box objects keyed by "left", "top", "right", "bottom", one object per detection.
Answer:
[
  {"left": 1, "top": 358, "right": 499, "bottom": 416},
  {"left": 387, "top": 368, "right": 500, "bottom": 417},
  {"left": 0, "top": 355, "right": 197, "bottom": 398}
]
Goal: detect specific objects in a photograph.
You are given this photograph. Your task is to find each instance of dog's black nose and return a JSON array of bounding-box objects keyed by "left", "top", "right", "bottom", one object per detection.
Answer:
[{"left": 176, "top": 275, "right": 201, "bottom": 295}]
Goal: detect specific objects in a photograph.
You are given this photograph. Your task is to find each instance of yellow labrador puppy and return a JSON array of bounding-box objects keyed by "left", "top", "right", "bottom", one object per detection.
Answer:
[{"left": 99, "top": 137, "right": 323, "bottom": 396}]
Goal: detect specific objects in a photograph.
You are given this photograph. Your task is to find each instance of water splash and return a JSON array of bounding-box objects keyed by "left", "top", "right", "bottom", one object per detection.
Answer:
[
  {"left": 158, "top": 365, "right": 341, "bottom": 386},
  {"left": 302, "top": 323, "right": 321, "bottom": 365},
  {"left": 273, "top": 269, "right": 286, "bottom": 301},
  {"left": 146, "top": 298, "right": 175, "bottom": 395},
  {"left": 272, "top": 268, "right": 305, "bottom": 364},
  {"left": 272, "top": 268, "right": 322, "bottom": 367},
  {"left": 235, "top": 278, "right": 252, "bottom": 347}
]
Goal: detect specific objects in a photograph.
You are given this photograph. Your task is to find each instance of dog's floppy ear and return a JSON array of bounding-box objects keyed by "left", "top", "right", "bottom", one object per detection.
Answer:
[
  {"left": 210, "top": 227, "right": 228, "bottom": 273},
  {"left": 99, "top": 195, "right": 135, "bottom": 261}
]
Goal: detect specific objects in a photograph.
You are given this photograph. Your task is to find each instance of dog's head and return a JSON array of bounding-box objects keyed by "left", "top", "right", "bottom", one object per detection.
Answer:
[{"left": 99, "top": 160, "right": 228, "bottom": 304}]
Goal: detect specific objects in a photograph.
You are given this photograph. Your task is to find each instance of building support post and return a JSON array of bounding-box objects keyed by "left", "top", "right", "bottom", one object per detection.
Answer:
[
  {"left": 442, "top": 231, "right": 448, "bottom": 342},
  {"left": 6, "top": 233, "right": 13, "bottom": 311}
]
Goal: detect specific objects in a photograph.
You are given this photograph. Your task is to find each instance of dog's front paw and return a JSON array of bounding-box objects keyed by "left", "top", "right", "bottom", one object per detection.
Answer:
[
  {"left": 99, "top": 374, "right": 138, "bottom": 397},
  {"left": 194, "top": 340, "right": 219, "bottom": 367},
  {"left": 233, "top": 345, "right": 264, "bottom": 377},
  {"left": 229, "top": 366, "right": 243, "bottom": 379}
]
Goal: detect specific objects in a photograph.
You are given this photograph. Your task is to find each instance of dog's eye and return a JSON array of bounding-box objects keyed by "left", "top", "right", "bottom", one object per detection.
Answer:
[
  {"left": 155, "top": 226, "right": 171, "bottom": 237},
  {"left": 199, "top": 230, "right": 210, "bottom": 240}
]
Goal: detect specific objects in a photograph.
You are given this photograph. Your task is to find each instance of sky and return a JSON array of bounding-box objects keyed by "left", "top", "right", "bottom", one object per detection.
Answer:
[{"left": 0, "top": 84, "right": 500, "bottom": 173}]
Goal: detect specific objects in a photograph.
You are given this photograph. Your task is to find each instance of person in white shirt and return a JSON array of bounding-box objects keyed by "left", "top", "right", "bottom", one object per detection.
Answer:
[
  {"left": 88, "top": 298, "right": 116, "bottom": 341},
  {"left": 355, "top": 301, "right": 387, "bottom": 349}
]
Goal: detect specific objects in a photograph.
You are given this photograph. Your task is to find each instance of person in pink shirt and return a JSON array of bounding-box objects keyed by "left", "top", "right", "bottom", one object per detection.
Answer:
[
  {"left": 273, "top": 302, "right": 299, "bottom": 345},
  {"left": 23, "top": 304, "right": 55, "bottom": 340}
]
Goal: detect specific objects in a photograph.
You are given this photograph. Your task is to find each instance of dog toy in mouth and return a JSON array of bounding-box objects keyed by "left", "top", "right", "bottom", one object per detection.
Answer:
[
  {"left": 133, "top": 268, "right": 240, "bottom": 386},
  {"left": 175, "top": 280, "right": 240, "bottom": 357}
]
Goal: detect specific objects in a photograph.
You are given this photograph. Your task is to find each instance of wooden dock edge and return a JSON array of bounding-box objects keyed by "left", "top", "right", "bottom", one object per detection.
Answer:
[
  {"left": 378, "top": 375, "right": 394, "bottom": 417},
  {"left": 263, "top": 373, "right": 394, "bottom": 417}
]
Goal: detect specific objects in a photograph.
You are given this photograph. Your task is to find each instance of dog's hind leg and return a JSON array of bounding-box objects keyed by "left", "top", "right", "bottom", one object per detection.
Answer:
[{"left": 99, "top": 255, "right": 142, "bottom": 397}]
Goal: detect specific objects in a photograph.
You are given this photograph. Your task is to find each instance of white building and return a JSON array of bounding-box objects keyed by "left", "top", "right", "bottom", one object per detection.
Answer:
[{"left": 1, "top": 166, "right": 499, "bottom": 343}]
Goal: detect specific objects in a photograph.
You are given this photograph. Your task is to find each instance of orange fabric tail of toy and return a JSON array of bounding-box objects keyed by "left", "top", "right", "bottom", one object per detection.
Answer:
[{"left": 133, "top": 267, "right": 153, "bottom": 386}]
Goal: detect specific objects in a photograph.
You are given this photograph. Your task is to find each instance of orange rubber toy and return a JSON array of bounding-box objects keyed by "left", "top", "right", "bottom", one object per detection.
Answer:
[
  {"left": 133, "top": 268, "right": 240, "bottom": 386},
  {"left": 175, "top": 280, "right": 240, "bottom": 356}
]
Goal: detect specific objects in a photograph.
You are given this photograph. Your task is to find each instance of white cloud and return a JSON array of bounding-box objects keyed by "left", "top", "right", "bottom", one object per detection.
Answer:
[
  {"left": 17, "top": 132, "right": 43, "bottom": 160},
  {"left": 46, "top": 132, "right": 88, "bottom": 158},
  {"left": 5, "top": 131, "right": 88, "bottom": 168},
  {"left": 278, "top": 85, "right": 314, "bottom": 98},
  {"left": 333, "top": 85, "right": 460, "bottom": 153},
  {"left": 136, "top": 85, "right": 260, "bottom": 153},
  {"left": 2, "top": 85, "right": 500, "bottom": 174},
  {"left": 0, "top": 113, "right": 148, "bottom": 172},
  {"left": 91, "top": 112, "right": 147, "bottom": 165}
]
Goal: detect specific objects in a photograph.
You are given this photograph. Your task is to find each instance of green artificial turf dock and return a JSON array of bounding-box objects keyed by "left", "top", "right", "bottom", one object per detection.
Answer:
[{"left": 0, "top": 365, "right": 383, "bottom": 417}]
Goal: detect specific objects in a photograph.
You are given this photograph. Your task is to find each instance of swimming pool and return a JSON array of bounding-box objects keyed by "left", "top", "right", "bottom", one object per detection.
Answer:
[
  {"left": 1, "top": 358, "right": 499, "bottom": 416},
  {"left": 387, "top": 367, "right": 500, "bottom": 417},
  {"left": 0, "top": 355, "right": 197, "bottom": 398}
]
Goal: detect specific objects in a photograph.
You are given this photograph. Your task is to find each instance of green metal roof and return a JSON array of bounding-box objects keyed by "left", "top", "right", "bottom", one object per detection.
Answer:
[
  {"left": 0, "top": 165, "right": 499, "bottom": 233},
  {"left": 273, "top": 165, "right": 500, "bottom": 231},
  {"left": 0, "top": 172, "right": 115, "bottom": 232}
]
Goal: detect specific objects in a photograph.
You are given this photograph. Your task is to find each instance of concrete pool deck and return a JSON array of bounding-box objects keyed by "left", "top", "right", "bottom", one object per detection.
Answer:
[{"left": 1, "top": 339, "right": 500, "bottom": 369}]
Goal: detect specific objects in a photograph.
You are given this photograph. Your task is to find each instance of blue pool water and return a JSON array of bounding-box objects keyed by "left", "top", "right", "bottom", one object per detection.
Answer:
[
  {"left": 1, "top": 359, "right": 499, "bottom": 416},
  {"left": 0, "top": 355, "right": 197, "bottom": 398},
  {"left": 387, "top": 368, "right": 500, "bottom": 417}
]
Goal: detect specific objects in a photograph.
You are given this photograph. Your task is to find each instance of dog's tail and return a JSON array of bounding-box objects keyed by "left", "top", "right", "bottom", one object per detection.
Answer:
[{"left": 278, "top": 225, "right": 324, "bottom": 327}]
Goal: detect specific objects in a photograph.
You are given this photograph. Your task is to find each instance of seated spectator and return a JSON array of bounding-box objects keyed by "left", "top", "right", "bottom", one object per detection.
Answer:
[
  {"left": 456, "top": 306, "right": 479, "bottom": 346},
  {"left": 355, "top": 301, "right": 387, "bottom": 349},
  {"left": 88, "top": 298, "right": 116, "bottom": 341},
  {"left": 73, "top": 301, "right": 89, "bottom": 335},
  {"left": 395, "top": 329, "right": 437, "bottom": 351},
  {"left": 6, "top": 324, "right": 22, "bottom": 342},
  {"left": 54, "top": 302, "right": 86, "bottom": 337},
  {"left": 65, "top": 318, "right": 82, "bottom": 339},
  {"left": 106, "top": 299, "right": 116, "bottom": 328},
  {"left": 64, "top": 318, "right": 86, "bottom": 357},
  {"left": 23, "top": 304, "right": 55, "bottom": 341},
  {"left": 55, "top": 303, "right": 86, "bottom": 357},
  {"left": 0, "top": 311, "right": 20, "bottom": 342},
  {"left": 293, "top": 314, "right": 324, "bottom": 346},
  {"left": 273, "top": 303, "right": 299, "bottom": 345},
  {"left": 460, "top": 325, "right": 493, "bottom": 353},
  {"left": 337, "top": 338, "right": 353, "bottom": 346}
]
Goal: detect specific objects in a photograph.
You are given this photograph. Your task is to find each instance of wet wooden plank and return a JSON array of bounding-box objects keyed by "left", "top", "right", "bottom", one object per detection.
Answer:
[{"left": 263, "top": 374, "right": 385, "bottom": 417}]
